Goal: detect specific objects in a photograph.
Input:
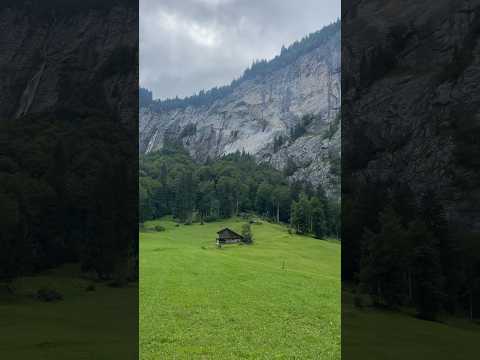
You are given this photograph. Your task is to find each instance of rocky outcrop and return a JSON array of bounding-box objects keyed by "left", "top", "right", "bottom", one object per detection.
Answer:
[
  {"left": 140, "top": 22, "right": 340, "bottom": 194},
  {"left": 0, "top": 2, "right": 137, "bottom": 128}
]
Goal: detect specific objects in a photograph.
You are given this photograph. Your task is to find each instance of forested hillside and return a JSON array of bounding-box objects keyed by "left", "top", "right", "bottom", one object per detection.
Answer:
[
  {"left": 0, "top": 106, "right": 137, "bottom": 287},
  {"left": 139, "top": 146, "right": 339, "bottom": 239},
  {"left": 0, "top": 1, "right": 138, "bottom": 285},
  {"left": 343, "top": 0, "right": 480, "bottom": 323}
]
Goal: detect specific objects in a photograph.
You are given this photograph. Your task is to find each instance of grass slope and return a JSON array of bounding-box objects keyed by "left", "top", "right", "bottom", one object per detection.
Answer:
[
  {"left": 140, "top": 218, "right": 340, "bottom": 359},
  {"left": 342, "top": 292, "right": 480, "bottom": 359},
  {"left": 0, "top": 265, "right": 138, "bottom": 359}
]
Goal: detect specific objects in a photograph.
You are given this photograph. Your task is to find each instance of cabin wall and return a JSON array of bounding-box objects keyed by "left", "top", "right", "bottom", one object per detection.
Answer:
[{"left": 217, "top": 237, "right": 242, "bottom": 244}]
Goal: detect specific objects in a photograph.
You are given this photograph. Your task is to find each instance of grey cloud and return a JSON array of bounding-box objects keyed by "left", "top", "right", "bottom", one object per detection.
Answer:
[{"left": 140, "top": 0, "right": 339, "bottom": 100}]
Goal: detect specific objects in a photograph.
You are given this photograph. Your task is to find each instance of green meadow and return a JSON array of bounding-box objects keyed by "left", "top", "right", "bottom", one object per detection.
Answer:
[
  {"left": 140, "top": 218, "right": 341, "bottom": 359},
  {"left": 342, "top": 291, "right": 480, "bottom": 359},
  {"left": 0, "top": 265, "right": 138, "bottom": 359}
]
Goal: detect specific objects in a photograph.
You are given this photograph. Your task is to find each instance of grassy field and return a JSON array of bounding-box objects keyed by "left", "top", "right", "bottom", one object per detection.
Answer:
[
  {"left": 140, "top": 217, "right": 341, "bottom": 359},
  {"left": 342, "top": 291, "right": 480, "bottom": 359},
  {"left": 0, "top": 264, "right": 138, "bottom": 359}
]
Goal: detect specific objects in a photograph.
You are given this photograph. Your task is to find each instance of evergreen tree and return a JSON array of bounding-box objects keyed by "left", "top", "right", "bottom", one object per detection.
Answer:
[
  {"left": 410, "top": 220, "right": 444, "bottom": 320},
  {"left": 291, "top": 193, "right": 310, "bottom": 234},
  {"left": 272, "top": 186, "right": 290, "bottom": 223},
  {"left": 359, "top": 207, "right": 409, "bottom": 307},
  {"left": 459, "top": 234, "right": 480, "bottom": 320},
  {"left": 217, "top": 176, "right": 236, "bottom": 218},
  {"left": 310, "top": 197, "right": 326, "bottom": 239},
  {"left": 174, "top": 170, "right": 195, "bottom": 222},
  {"left": 0, "top": 193, "right": 22, "bottom": 284},
  {"left": 256, "top": 181, "right": 274, "bottom": 217},
  {"left": 419, "top": 190, "right": 456, "bottom": 313}
]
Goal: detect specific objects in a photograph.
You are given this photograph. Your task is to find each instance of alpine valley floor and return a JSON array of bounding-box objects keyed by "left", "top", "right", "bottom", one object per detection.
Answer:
[
  {"left": 342, "top": 291, "right": 480, "bottom": 359},
  {"left": 140, "top": 218, "right": 340, "bottom": 359},
  {"left": 0, "top": 264, "right": 138, "bottom": 359}
]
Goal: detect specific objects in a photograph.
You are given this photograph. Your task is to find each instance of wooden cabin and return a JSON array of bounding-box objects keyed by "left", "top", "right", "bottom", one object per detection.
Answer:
[{"left": 216, "top": 228, "right": 244, "bottom": 245}]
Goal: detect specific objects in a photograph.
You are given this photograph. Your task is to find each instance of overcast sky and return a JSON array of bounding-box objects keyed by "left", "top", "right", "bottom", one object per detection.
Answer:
[{"left": 140, "top": 0, "right": 339, "bottom": 100}]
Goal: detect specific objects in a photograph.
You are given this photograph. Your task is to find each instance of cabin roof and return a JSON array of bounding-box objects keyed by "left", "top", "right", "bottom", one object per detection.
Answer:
[{"left": 217, "top": 228, "right": 243, "bottom": 238}]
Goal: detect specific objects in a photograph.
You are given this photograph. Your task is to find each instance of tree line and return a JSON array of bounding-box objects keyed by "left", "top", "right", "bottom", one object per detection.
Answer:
[
  {"left": 344, "top": 181, "right": 480, "bottom": 321},
  {"left": 0, "top": 113, "right": 138, "bottom": 287},
  {"left": 139, "top": 145, "right": 339, "bottom": 239}
]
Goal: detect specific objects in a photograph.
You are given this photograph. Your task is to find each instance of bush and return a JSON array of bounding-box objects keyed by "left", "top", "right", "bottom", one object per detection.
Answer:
[
  {"left": 354, "top": 295, "right": 364, "bottom": 309},
  {"left": 192, "top": 212, "right": 201, "bottom": 223},
  {"left": 154, "top": 225, "right": 166, "bottom": 232},
  {"left": 36, "top": 287, "right": 63, "bottom": 302},
  {"left": 204, "top": 215, "right": 218, "bottom": 223},
  {"left": 242, "top": 223, "right": 254, "bottom": 244},
  {"left": 85, "top": 284, "right": 96, "bottom": 292},
  {"left": 0, "top": 284, "right": 14, "bottom": 298}
]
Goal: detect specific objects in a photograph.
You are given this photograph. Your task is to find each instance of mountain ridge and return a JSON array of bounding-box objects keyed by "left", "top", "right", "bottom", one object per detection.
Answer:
[
  {"left": 140, "top": 21, "right": 340, "bottom": 196},
  {"left": 140, "top": 19, "right": 340, "bottom": 109}
]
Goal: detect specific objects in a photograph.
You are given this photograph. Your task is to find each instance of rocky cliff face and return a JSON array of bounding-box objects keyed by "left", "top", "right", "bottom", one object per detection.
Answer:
[
  {"left": 0, "top": 1, "right": 137, "bottom": 128},
  {"left": 140, "top": 22, "right": 340, "bottom": 194},
  {"left": 342, "top": 0, "right": 480, "bottom": 229}
]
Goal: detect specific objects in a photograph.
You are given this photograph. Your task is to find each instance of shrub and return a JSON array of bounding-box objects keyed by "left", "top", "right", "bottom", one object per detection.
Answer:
[
  {"left": 0, "top": 284, "right": 14, "bottom": 297},
  {"left": 154, "top": 225, "right": 166, "bottom": 232},
  {"left": 36, "top": 287, "right": 63, "bottom": 302},
  {"left": 242, "top": 223, "right": 254, "bottom": 244},
  {"left": 204, "top": 215, "right": 218, "bottom": 223},
  {"left": 85, "top": 284, "right": 96, "bottom": 292},
  {"left": 354, "top": 295, "right": 364, "bottom": 309},
  {"left": 192, "top": 212, "right": 201, "bottom": 223}
]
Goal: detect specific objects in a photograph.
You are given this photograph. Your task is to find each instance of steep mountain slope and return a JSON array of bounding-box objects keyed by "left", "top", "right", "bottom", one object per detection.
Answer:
[
  {"left": 140, "top": 21, "right": 340, "bottom": 194},
  {"left": 0, "top": 0, "right": 137, "bottom": 128},
  {"left": 341, "top": 1, "right": 480, "bottom": 349},
  {"left": 0, "top": 0, "right": 138, "bottom": 278},
  {"left": 342, "top": 0, "right": 480, "bottom": 231}
]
